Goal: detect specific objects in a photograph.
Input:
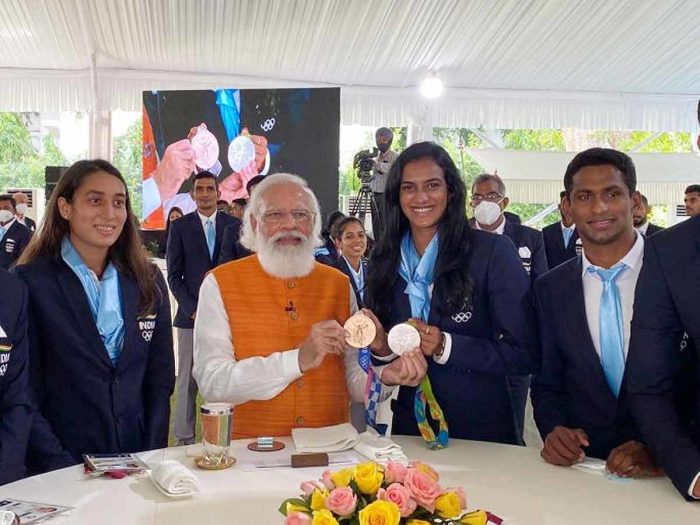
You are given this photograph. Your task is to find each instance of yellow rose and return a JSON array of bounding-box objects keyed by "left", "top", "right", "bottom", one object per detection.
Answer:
[
  {"left": 358, "top": 500, "right": 400, "bottom": 525},
  {"left": 312, "top": 509, "right": 339, "bottom": 525},
  {"left": 310, "top": 489, "right": 329, "bottom": 511},
  {"left": 459, "top": 510, "right": 487, "bottom": 525},
  {"left": 353, "top": 462, "right": 384, "bottom": 495},
  {"left": 436, "top": 491, "right": 462, "bottom": 519},
  {"left": 330, "top": 467, "right": 353, "bottom": 488}
]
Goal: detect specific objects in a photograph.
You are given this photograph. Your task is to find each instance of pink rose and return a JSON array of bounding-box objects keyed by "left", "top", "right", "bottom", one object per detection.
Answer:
[
  {"left": 284, "top": 511, "right": 312, "bottom": 525},
  {"left": 404, "top": 469, "right": 442, "bottom": 513},
  {"left": 324, "top": 487, "right": 357, "bottom": 516},
  {"left": 321, "top": 469, "right": 335, "bottom": 490},
  {"left": 409, "top": 461, "right": 440, "bottom": 482},
  {"left": 377, "top": 483, "right": 418, "bottom": 518},
  {"left": 384, "top": 461, "right": 408, "bottom": 484},
  {"left": 300, "top": 480, "right": 324, "bottom": 496}
]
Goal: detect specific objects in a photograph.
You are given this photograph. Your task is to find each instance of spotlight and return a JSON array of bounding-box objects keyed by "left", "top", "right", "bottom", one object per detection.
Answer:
[{"left": 420, "top": 73, "right": 444, "bottom": 99}]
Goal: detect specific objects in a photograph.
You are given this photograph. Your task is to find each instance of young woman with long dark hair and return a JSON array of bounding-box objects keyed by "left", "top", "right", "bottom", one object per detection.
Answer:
[
  {"left": 365, "top": 142, "right": 537, "bottom": 446},
  {"left": 16, "top": 159, "right": 175, "bottom": 471}
]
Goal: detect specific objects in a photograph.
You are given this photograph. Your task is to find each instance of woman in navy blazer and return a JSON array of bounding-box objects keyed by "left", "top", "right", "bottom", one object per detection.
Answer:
[
  {"left": 333, "top": 216, "right": 368, "bottom": 307},
  {"left": 15, "top": 160, "right": 175, "bottom": 472},
  {"left": 365, "top": 142, "right": 537, "bottom": 445}
]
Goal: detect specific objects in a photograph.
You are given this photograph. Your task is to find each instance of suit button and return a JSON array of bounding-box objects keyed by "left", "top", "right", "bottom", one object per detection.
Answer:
[
  {"left": 297, "top": 379, "right": 304, "bottom": 388},
  {"left": 287, "top": 281, "right": 295, "bottom": 289},
  {"left": 114, "top": 378, "right": 120, "bottom": 385},
  {"left": 289, "top": 311, "right": 298, "bottom": 321},
  {"left": 296, "top": 416, "right": 304, "bottom": 425}
]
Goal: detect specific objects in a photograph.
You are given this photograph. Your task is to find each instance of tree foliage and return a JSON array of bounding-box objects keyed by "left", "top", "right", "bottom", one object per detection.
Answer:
[{"left": 112, "top": 118, "right": 143, "bottom": 216}]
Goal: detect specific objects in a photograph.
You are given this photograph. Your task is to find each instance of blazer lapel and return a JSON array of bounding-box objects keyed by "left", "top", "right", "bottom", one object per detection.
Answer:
[
  {"left": 116, "top": 273, "right": 138, "bottom": 370},
  {"left": 190, "top": 213, "right": 211, "bottom": 264},
  {"left": 56, "top": 262, "right": 113, "bottom": 370},
  {"left": 563, "top": 259, "right": 616, "bottom": 397}
]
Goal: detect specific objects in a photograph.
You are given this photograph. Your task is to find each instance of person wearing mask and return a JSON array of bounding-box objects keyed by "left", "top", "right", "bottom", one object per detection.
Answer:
[
  {"left": 193, "top": 174, "right": 398, "bottom": 438},
  {"left": 532, "top": 148, "right": 661, "bottom": 477},
  {"left": 0, "top": 194, "right": 32, "bottom": 270},
  {"left": 166, "top": 171, "right": 238, "bottom": 445},
  {"left": 13, "top": 192, "right": 36, "bottom": 232},
  {"left": 542, "top": 191, "right": 581, "bottom": 269},
  {"left": 469, "top": 173, "right": 547, "bottom": 444},
  {"left": 315, "top": 211, "right": 345, "bottom": 266},
  {"left": 216, "top": 199, "right": 231, "bottom": 215},
  {"left": 156, "top": 206, "right": 183, "bottom": 258},
  {"left": 633, "top": 194, "right": 664, "bottom": 237},
  {"left": 15, "top": 159, "right": 174, "bottom": 472},
  {"left": 370, "top": 127, "right": 400, "bottom": 239},
  {"left": 364, "top": 142, "right": 537, "bottom": 446},
  {"left": 0, "top": 269, "right": 31, "bottom": 485}
]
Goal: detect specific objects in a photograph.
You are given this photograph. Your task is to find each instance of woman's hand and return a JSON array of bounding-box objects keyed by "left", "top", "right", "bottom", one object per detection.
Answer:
[{"left": 361, "top": 308, "right": 391, "bottom": 357}]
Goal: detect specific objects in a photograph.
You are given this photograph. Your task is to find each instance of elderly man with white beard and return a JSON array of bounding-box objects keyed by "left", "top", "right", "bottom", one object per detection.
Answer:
[{"left": 193, "top": 173, "right": 425, "bottom": 438}]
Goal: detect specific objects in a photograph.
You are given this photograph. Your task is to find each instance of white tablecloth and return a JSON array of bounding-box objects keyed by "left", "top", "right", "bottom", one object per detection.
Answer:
[{"left": 1, "top": 437, "right": 698, "bottom": 524}]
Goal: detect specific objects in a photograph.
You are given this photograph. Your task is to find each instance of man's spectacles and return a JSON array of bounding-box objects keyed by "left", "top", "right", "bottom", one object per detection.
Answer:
[
  {"left": 261, "top": 209, "right": 315, "bottom": 224},
  {"left": 470, "top": 192, "right": 503, "bottom": 204}
]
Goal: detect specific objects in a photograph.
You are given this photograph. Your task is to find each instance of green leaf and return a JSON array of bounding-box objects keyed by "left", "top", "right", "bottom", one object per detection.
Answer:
[{"left": 278, "top": 497, "right": 309, "bottom": 516}]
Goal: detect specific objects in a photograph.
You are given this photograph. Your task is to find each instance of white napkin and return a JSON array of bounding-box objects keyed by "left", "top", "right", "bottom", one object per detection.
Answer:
[
  {"left": 0, "top": 511, "right": 16, "bottom": 525},
  {"left": 353, "top": 428, "right": 407, "bottom": 462},
  {"left": 151, "top": 460, "right": 200, "bottom": 494},
  {"left": 292, "top": 423, "right": 360, "bottom": 453}
]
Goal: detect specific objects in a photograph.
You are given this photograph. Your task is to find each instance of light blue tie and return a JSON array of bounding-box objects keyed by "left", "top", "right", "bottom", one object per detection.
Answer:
[
  {"left": 562, "top": 227, "right": 573, "bottom": 248},
  {"left": 0, "top": 226, "right": 6, "bottom": 242},
  {"left": 206, "top": 219, "right": 215, "bottom": 260},
  {"left": 589, "top": 263, "right": 627, "bottom": 397}
]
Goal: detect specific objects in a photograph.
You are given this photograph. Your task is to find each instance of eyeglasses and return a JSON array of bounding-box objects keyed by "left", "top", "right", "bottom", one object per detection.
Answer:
[
  {"left": 470, "top": 192, "right": 503, "bottom": 204},
  {"left": 261, "top": 209, "right": 315, "bottom": 224}
]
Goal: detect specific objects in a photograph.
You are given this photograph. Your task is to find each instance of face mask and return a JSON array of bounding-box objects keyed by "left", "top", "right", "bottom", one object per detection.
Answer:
[
  {"left": 473, "top": 201, "right": 503, "bottom": 226},
  {"left": 0, "top": 210, "right": 14, "bottom": 223},
  {"left": 16, "top": 203, "right": 28, "bottom": 215}
]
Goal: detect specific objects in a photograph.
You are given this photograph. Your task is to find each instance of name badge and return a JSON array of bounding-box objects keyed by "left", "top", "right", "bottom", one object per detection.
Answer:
[
  {"left": 4, "top": 238, "right": 15, "bottom": 253},
  {"left": 0, "top": 341, "right": 12, "bottom": 377}
]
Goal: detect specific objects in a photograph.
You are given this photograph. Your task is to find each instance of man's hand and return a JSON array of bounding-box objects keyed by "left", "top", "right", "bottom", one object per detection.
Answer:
[
  {"left": 693, "top": 477, "right": 700, "bottom": 498},
  {"left": 360, "top": 308, "right": 390, "bottom": 356},
  {"left": 606, "top": 440, "right": 664, "bottom": 478},
  {"left": 152, "top": 139, "right": 195, "bottom": 203},
  {"left": 409, "top": 318, "right": 442, "bottom": 357},
  {"left": 541, "top": 426, "right": 590, "bottom": 466},
  {"left": 379, "top": 350, "right": 427, "bottom": 387},
  {"left": 190, "top": 312, "right": 196, "bottom": 321},
  {"left": 298, "top": 320, "right": 347, "bottom": 373}
]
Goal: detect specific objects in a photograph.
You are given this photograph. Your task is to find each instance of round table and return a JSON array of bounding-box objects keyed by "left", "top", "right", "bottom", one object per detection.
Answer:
[{"left": 1, "top": 437, "right": 698, "bottom": 524}]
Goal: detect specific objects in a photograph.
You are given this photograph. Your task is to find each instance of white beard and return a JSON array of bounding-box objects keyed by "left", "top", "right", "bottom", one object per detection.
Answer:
[{"left": 255, "top": 230, "right": 316, "bottom": 279}]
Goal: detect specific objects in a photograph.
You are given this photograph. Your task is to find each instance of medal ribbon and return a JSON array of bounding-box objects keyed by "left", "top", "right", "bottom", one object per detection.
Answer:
[
  {"left": 358, "top": 348, "right": 386, "bottom": 435},
  {"left": 398, "top": 232, "right": 449, "bottom": 448}
]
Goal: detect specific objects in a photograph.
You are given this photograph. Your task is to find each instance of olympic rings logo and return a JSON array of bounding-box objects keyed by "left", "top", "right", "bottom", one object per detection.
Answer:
[
  {"left": 260, "top": 118, "right": 276, "bottom": 132},
  {"left": 451, "top": 311, "right": 472, "bottom": 323}
]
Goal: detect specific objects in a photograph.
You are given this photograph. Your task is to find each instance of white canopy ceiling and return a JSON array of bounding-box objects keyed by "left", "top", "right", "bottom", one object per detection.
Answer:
[
  {"left": 465, "top": 148, "right": 700, "bottom": 203},
  {"left": 1, "top": 0, "right": 699, "bottom": 130}
]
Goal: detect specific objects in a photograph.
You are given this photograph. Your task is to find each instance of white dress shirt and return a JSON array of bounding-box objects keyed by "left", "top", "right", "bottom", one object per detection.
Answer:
[
  {"left": 581, "top": 233, "right": 644, "bottom": 360},
  {"left": 197, "top": 209, "right": 217, "bottom": 232},
  {"left": 636, "top": 221, "right": 650, "bottom": 236},
  {"left": 193, "top": 270, "right": 394, "bottom": 406},
  {"left": 473, "top": 216, "right": 506, "bottom": 235}
]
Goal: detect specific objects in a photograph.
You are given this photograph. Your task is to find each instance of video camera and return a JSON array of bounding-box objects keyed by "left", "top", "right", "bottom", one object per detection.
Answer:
[{"left": 353, "top": 147, "right": 379, "bottom": 184}]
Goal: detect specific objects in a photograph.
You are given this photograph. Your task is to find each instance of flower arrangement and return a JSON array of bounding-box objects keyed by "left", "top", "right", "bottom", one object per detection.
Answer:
[{"left": 279, "top": 461, "right": 500, "bottom": 525}]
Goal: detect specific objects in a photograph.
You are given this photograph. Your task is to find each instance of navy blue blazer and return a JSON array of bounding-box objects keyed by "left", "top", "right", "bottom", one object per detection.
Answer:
[
  {"left": 542, "top": 222, "right": 580, "bottom": 270},
  {"left": 19, "top": 217, "right": 36, "bottom": 232},
  {"left": 626, "top": 216, "right": 700, "bottom": 498},
  {"left": 333, "top": 257, "right": 367, "bottom": 307},
  {"left": 15, "top": 257, "right": 175, "bottom": 472},
  {"left": 377, "top": 229, "right": 538, "bottom": 445},
  {"left": 218, "top": 218, "right": 252, "bottom": 265},
  {"left": 503, "top": 221, "right": 549, "bottom": 284},
  {"left": 167, "top": 211, "right": 238, "bottom": 328},
  {"left": 643, "top": 223, "right": 664, "bottom": 237},
  {"left": 531, "top": 256, "right": 639, "bottom": 460},
  {"left": 0, "top": 269, "right": 31, "bottom": 485},
  {"left": 0, "top": 221, "right": 32, "bottom": 270}
]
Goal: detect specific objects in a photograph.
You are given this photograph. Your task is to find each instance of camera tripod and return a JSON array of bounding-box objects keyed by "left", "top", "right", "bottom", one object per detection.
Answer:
[{"left": 350, "top": 180, "right": 382, "bottom": 237}]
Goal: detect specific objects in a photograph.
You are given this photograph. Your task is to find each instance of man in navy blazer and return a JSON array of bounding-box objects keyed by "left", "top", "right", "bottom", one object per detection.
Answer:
[
  {"left": 218, "top": 217, "right": 252, "bottom": 264},
  {"left": 626, "top": 216, "right": 700, "bottom": 499},
  {"left": 0, "top": 269, "right": 31, "bottom": 485},
  {"left": 0, "top": 195, "right": 32, "bottom": 270},
  {"left": 469, "top": 174, "right": 547, "bottom": 444},
  {"left": 541, "top": 191, "right": 581, "bottom": 270},
  {"left": 167, "top": 171, "right": 238, "bottom": 444},
  {"left": 633, "top": 194, "right": 664, "bottom": 237},
  {"left": 532, "top": 148, "right": 661, "bottom": 477}
]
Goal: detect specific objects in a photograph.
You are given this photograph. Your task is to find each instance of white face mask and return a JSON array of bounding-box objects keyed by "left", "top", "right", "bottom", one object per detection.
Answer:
[
  {"left": 16, "top": 203, "right": 28, "bottom": 215},
  {"left": 0, "top": 209, "right": 15, "bottom": 223},
  {"left": 473, "top": 201, "right": 503, "bottom": 226}
]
